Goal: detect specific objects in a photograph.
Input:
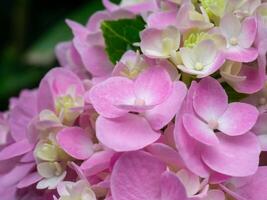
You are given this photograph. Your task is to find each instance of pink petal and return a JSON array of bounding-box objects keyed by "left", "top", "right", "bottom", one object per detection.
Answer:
[
  {"left": 102, "top": 0, "right": 118, "bottom": 11},
  {"left": 82, "top": 46, "right": 113, "bottom": 77},
  {"left": 224, "top": 46, "right": 258, "bottom": 63},
  {"left": 122, "top": 0, "right": 158, "bottom": 14},
  {"left": 0, "top": 187, "right": 16, "bottom": 200},
  {"left": 55, "top": 42, "right": 86, "bottom": 79},
  {"left": 183, "top": 114, "right": 219, "bottom": 146},
  {"left": 81, "top": 150, "right": 115, "bottom": 176},
  {"left": 147, "top": 143, "right": 184, "bottom": 169},
  {"left": 96, "top": 114, "right": 160, "bottom": 151},
  {"left": 0, "top": 139, "right": 33, "bottom": 161},
  {"left": 9, "top": 90, "right": 38, "bottom": 141},
  {"left": 174, "top": 82, "right": 211, "bottom": 177},
  {"left": 160, "top": 171, "right": 188, "bottom": 200},
  {"left": 0, "top": 163, "right": 34, "bottom": 187},
  {"left": 202, "top": 133, "right": 260, "bottom": 177},
  {"left": 86, "top": 11, "right": 110, "bottom": 32},
  {"left": 193, "top": 77, "right": 228, "bottom": 122},
  {"left": 134, "top": 67, "right": 172, "bottom": 106},
  {"left": 144, "top": 81, "right": 187, "bottom": 130},
  {"left": 218, "top": 103, "right": 259, "bottom": 136},
  {"left": 110, "top": 151, "right": 165, "bottom": 200},
  {"left": 56, "top": 127, "right": 94, "bottom": 160},
  {"left": 238, "top": 17, "right": 257, "bottom": 49},
  {"left": 146, "top": 10, "right": 178, "bottom": 29},
  {"left": 17, "top": 172, "right": 42, "bottom": 188},
  {"left": 67, "top": 20, "right": 113, "bottom": 77},
  {"left": 233, "top": 63, "right": 265, "bottom": 94},
  {"left": 230, "top": 166, "right": 267, "bottom": 200},
  {"left": 87, "top": 77, "right": 135, "bottom": 118}
]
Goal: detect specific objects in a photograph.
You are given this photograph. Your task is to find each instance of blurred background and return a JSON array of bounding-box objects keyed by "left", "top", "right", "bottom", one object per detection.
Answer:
[{"left": 0, "top": 0, "right": 112, "bottom": 111}]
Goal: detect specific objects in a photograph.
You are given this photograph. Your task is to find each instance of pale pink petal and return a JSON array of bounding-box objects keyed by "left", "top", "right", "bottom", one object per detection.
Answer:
[
  {"left": 176, "top": 3, "right": 213, "bottom": 31},
  {"left": 196, "top": 54, "right": 226, "bottom": 78},
  {"left": 220, "top": 14, "right": 241, "bottom": 39},
  {"left": 238, "top": 17, "right": 257, "bottom": 49},
  {"left": 144, "top": 81, "right": 187, "bottom": 130},
  {"left": 140, "top": 28, "right": 180, "bottom": 59},
  {"left": 183, "top": 114, "right": 219, "bottom": 146},
  {"left": 202, "top": 133, "right": 260, "bottom": 177},
  {"left": 110, "top": 151, "right": 165, "bottom": 200},
  {"left": 134, "top": 67, "right": 172, "bottom": 106},
  {"left": 176, "top": 169, "right": 201, "bottom": 197},
  {"left": 160, "top": 171, "right": 188, "bottom": 200},
  {"left": 56, "top": 127, "right": 94, "bottom": 160},
  {"left": 224, "top": 46, "right": 258, "bottom": 63},
  {"left": 218, "top": 103, "right": 259, "bottom": 136},
  {"left": 81, "top": 150, "right": 115, "bottom": 176},
  {"left": 87, "top": 77, "right": 135, "bottom": 118},
  {"left": 0, "top": 139, "right": 33, "bottom": 161},
  {"left": 193, "top": 77, "right": 228, "bottom": 122},
  {"left": 140, "top": 28, "right": 167, "bottom": 59},
  {"left": 96, "top": 114, "right": 160, "bottom": 151}
]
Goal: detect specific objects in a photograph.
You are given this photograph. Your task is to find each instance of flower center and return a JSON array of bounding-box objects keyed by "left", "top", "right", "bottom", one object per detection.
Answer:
[
  {"left": 208, "top": 120, "right": 219, "bottom": 130},
  {"left": 162, "top": 37, "right": 174, "bottom": 56},
  {"left": 134, "top": 98, "right": 146, "bottom": 106},
  {"left": 184, "top": 32, "right": 208, "bottom": 48},
  {"left": 230, "top": 37, "right": 238, "bottom": 46},
  {"left": 194, "top": 62, "right": 204, "bottom": 71}
]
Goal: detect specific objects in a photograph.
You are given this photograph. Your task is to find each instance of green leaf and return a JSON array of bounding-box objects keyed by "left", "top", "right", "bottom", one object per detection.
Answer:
[
  {"left": 24, "top": 1, "right": 104, "bottom": 66},
  {"left": 222, "top": 83, "right": 248, "bottom": 103},
  {"left": 101, "top": 16, "right": 146, "bottom": 64}
]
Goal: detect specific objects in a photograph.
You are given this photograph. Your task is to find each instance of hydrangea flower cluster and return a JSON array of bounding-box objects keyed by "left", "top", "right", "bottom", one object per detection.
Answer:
[{"left": 1, "top": 0, "right": 267, "bottom": 199}]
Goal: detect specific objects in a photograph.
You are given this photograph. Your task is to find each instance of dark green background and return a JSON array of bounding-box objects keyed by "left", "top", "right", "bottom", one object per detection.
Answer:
[{"left": 0, "top": 0, "right": 118, "bottom": 111}]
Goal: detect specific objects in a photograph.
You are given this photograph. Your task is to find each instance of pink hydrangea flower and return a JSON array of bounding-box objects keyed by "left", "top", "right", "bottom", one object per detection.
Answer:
[
  {"left": 178, "top": 40, "right": 225, "bottom": 78},
  {"left": 3, "top": 0, "right": 267, "bottom": 199},
  {"left": 87, "top": 66, "right": 187, "bottom": 151},
  {"left": 218, "top": 14, "right": 258, "bottom": 62},
  {"left": 175, "top": 77, "right": 261, "bottom": 177}
]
